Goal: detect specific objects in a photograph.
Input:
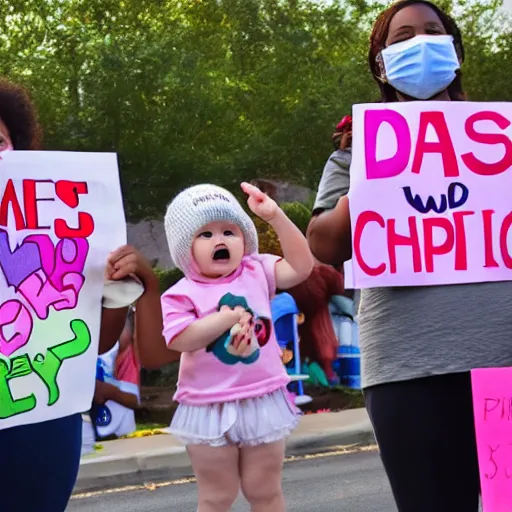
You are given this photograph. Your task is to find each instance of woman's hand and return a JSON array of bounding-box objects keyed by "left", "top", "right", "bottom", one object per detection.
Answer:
[
  {"left": 106, "top": 245, "right": 157, "bottom": 290},
  {"left": 241, "top": 182, "right": 279, "bottom": 222}
]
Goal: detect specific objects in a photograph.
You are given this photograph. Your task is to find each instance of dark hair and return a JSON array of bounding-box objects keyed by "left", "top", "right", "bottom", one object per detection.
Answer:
[
  {"left": 0, "top": 79, "right": 42, "bottom": 150},
  {"left": 369, "top": 0, "right": 466, "bottom": 103}
]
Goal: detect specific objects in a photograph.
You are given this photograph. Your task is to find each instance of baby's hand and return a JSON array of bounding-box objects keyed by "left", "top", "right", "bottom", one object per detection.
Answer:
[
  {"left": 219, "top": 306, "right": 255, "bottom": 356},
  {"left": 229, "top": 310, "right": 254, "bottom": 355},
  {"left": 230, "top": 321, "right": 254, "bottom": 357},
  {"left": 241, "top": 182, "right": 279, "bottom": 222},
  {"left": 220, "top": 305, "right": 246, "bottom": 326}
]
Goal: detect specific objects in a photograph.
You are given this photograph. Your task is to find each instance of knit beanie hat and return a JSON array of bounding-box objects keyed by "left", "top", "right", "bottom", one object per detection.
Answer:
[{"left": 165, "top": 184, "right": 259, "bottom": 274}]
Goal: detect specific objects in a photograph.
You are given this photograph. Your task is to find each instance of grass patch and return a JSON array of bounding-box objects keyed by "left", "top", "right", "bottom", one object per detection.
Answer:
[
  {"left": 136, "top": 422, "right": 166, "bottom": 431},
  {"left": 300, "top": 384, "right": 364, "bottom": 413}
]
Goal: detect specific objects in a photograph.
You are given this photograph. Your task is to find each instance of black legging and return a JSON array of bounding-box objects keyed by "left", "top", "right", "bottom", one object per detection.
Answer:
[{"left": 364, "top": 372, "right": 481, "bottom": 512}]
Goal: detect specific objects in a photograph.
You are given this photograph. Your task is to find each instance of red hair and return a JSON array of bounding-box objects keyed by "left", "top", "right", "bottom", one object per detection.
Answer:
[
  {"left": 288, "top": 264, "right": 344, "bottom": 379},
  {"left": 332, "top": 115, "right": 353, "bottom": 151}
]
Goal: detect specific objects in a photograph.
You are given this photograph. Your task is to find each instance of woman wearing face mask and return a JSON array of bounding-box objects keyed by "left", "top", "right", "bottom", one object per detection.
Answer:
[
  {"left": 0, "top": 79, "right": 172, "bottom": 512},
  {"left": 308, "top": 2, "right": 511, "bottom": 510}
]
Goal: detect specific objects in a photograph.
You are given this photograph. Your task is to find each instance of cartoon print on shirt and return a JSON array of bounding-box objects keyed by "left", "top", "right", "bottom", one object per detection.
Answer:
[{"left": 206, "top": 292, "right": 272, "bottom": 365}]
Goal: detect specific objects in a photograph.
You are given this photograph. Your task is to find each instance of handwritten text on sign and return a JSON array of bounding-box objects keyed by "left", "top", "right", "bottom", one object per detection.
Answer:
[
  {"left": 348, "top": 102, "right": 512, "bottom": 288},
  {"left": 472, "top": 368, "right": 512, "bottom": 512},
  {"left": 0, "top": 151, "right": 125, "bottom": 430}
]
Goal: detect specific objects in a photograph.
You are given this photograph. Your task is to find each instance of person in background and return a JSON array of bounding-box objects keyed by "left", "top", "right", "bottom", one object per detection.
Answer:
[
  {"left": 0, "top": 78, "right": 173, "bottom": 512},
  {"left": 308, "top": 2, "right": 512, "bottom": 510},
  {"left": 288, "top": 263, "right": 344, "bottom": 385},
  {"left": 114, "top": 305, "right": 141, "bottom": 394},
  {"left": 89, "top": 307, "right": 141, "bottom": 441}
]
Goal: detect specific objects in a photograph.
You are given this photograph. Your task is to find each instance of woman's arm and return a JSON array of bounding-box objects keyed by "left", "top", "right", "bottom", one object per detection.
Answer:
[
  {"left": 134, "top": 281, "right": 180, "bottom": 369},
  {"left": 308, "top": 148, "right": 353, "bottom": 267},
  {"left": 307, "top": 196, "right": 352, "bottom": 266},
  {"left": 104, "top": 245, "right": 181, "bottom": 369},
  {"left": 98, "top": 307, "right": 128, "bottom": 355}
]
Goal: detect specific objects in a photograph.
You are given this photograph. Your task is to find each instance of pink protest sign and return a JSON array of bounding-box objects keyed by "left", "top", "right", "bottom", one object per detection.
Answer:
[
  {"left": 347, "top": 102, "right": 512, "bottom": 289},
  {"left": 472, "top": 368, "right": 512, "bottom": 511}
]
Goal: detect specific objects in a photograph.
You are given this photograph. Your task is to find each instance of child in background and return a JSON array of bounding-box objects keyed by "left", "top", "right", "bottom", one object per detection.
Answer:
[
  {"left": 82, "top": 307, "right": 141, "bottom": 450},
  {"left": 92, "top": 306, "right": 140, "bottom": 439},
  {"left": 288, "top": 263, "right": 345, "bottom": 385},
  {"left": 162, "top": 182, "right": 314, "bottom": 512}
]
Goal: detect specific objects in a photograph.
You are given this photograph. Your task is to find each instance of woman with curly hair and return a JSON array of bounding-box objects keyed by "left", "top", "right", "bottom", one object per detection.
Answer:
[
  {"left": 308, "top": 2, "right": 509, "bottom": 510},
  {"left": 0, "top": 81, "right": 43, "bottom": 150},
  {"left": 0, "top": 79, "right": 174, "bottom": 511}
]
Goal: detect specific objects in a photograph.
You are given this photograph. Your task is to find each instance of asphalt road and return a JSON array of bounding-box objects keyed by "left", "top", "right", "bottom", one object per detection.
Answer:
[{"left": 68, "top": 449, "right": 398, "bottom": 512}]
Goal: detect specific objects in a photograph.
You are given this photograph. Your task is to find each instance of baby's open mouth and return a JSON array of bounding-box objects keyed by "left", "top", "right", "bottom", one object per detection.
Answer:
[{"left": 213, "top": 247, "right": 230, "bottom": 261}]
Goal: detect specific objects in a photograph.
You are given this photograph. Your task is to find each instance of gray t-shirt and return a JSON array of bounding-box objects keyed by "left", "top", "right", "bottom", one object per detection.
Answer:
[
  {"left": 313, "top": 149, "right": 351, "bottom": 213},
  {"left": 315, "top": 151, "right": 512, "bottom": 389}
]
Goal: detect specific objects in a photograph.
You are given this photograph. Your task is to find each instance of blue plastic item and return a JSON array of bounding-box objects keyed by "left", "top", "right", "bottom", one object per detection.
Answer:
[
  {"left": 336, "top": 344, "right": 361, "bottom": 389},
  {"left": 271, "top": 293, "right": 312, "bottom": 405},
  {"left": 329, "top": 296, "right": 362, "bottom": 390},
  {"left": 94, "top": 359, "right": 112, "bottom": 427}
]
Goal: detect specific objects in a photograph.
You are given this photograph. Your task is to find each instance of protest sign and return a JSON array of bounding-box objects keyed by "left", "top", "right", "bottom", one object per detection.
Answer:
[
  {"left": 347, "top": 102, "right": 512, "bottom": 288},
  {"left": 0, "top": 151, "right": 125, "bottom": 430},
  {"left": 472, "top": 368, "right": 512, "bottom": 511}
]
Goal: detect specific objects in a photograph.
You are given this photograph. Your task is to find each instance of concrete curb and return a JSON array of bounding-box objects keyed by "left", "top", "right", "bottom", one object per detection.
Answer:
[
  {"left": 74, "top": 420, "right": 375, "bottom": 494},
  {"left": 285, "top": 421, "right": 376, "bottom": 456}
]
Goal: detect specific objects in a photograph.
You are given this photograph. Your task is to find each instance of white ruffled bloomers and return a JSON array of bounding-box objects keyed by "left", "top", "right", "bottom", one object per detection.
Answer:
[{"left": 167, "top": 387, "right": 301, "bottom": 447}]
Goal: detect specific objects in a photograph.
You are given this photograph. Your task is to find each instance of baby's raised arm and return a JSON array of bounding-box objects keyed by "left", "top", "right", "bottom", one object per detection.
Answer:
[
  {"left": 241, "top": 182, "right": 314, "bottom": 290},
  {"left": 268, "top": 208, "right": 315, "bottom": 290}
]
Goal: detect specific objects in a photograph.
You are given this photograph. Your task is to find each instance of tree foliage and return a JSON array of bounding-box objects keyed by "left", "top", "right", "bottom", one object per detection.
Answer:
[
  {"left": 0, "top": 0, "right": 510, "bottom": 220},
  {"left": 281, "top": 201, "right": 311, "bottom": 233}
]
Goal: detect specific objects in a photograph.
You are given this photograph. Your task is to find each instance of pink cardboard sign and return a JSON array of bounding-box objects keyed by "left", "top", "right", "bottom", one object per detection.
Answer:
[
  {"left": 348, "top": 102, "right": 512, "bottom": 289},
  {"left": 472, "top": 367, "right": 512, "bottom": 511}
]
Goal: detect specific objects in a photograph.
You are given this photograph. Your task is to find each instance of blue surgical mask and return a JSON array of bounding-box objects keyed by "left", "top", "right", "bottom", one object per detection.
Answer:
[{"left": 381, "top": 35, "right": 460, "bottom": 100}]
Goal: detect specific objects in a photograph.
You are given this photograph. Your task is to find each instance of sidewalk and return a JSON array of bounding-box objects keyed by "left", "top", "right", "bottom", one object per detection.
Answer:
[{"left": 75, "top": 408, "right": 374, "bottom": 493}]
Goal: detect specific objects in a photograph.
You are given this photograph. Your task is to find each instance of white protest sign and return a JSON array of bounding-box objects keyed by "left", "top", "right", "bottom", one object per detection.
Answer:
[
  {"left": 0, "top": 151, "right": 125, "bottom": 429},
  {"left": 347, "top": 102, "right": 512, "bottom": 289}
]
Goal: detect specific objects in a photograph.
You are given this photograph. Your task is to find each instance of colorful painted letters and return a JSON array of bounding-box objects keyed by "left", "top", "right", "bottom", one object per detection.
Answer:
[
  {"left": 346, "top": 102, "right": 512, "bottom": 289},
  {"left": 0, "top": 151, "right": 125, "bottom": 429}
]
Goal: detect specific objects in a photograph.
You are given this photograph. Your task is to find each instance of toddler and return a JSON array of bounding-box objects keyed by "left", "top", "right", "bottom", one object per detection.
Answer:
[{"left": 162, "top": 182, "right": 314, "bottom": 511}]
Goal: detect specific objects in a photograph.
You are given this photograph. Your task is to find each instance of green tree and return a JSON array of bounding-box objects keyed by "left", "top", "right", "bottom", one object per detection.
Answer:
[{"left": 0, "top": 0, "right": 509, "bottom": 221}]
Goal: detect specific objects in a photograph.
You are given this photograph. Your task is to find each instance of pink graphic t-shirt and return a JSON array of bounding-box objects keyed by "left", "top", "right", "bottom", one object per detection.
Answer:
[{"left": 162, "top": 254, "right": 290, "bottom": 405}]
